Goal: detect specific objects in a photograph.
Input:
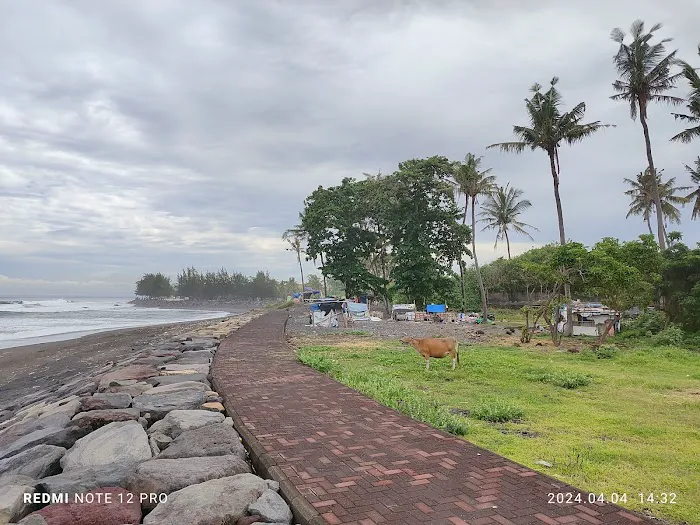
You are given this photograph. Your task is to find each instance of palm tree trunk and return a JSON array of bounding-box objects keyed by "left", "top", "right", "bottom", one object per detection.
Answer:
[
  {"left": 297, "top": 249, "right": 305, "bottom": 295},
  {"left": 505, "top": 230, "right": 511, "bottom": 260},
  {"left": 471, "top": 196, "right": 488, "bottom": 320},
  {"left": 548, "top": 150, "right": 572, "bottom": 336},
  {"left": 639, "top": 110, "right": 666, "bottom": 250},
  {"left": 458, "top": 260, "right": 466, "bottom": 312},
  {"left": 646, "top": 217, "right": 653, "bottom": 235},
  {"left": 319, "top": 252, "right": 328, "bottom": 297}
]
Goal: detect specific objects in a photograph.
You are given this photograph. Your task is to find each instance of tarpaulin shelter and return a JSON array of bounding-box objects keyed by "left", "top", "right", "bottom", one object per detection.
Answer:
[
  {"left": 346, "top": 302, "right": 370, "bottom": 321},
  {"left": 426, "top": 304, "right": 447, "bottom": 313}
]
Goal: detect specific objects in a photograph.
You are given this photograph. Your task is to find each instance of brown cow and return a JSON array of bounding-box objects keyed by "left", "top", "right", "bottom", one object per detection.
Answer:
[{"left": 400, "top": 336, "right": 460, "bottom": 371}]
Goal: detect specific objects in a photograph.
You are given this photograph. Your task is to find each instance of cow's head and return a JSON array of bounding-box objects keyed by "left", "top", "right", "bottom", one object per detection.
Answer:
[{"left": 399, "top": 336, "right": 414, "bottom": 345}]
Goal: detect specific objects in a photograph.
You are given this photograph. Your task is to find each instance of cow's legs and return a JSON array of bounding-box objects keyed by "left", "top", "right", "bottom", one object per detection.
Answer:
[
  {"left": 425, "top": 357, "right": 430, "bottom": 371},
  {"left": 452, "top": 357, "right": 456, "bottom": 370}
]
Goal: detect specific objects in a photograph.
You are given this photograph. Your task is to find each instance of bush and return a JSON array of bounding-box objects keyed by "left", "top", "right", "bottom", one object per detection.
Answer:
[
  {"left": 622, "top": 310, "right": 667, "bottom": 336},
  {"left": 651, "top": 326, "right": 685, "bottom": 347},
  {"left": 526, "top": 368, "right": 593, "bottom": 389},
  {"left": 596, "top": 344, "right": 618, "bottom": 359},
  {"left": 470, "top": 400, "right": 524, "bottom": 423}
]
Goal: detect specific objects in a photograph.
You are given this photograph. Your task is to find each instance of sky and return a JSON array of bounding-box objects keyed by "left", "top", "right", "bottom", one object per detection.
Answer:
[{"left": 0, "top": 0, "right": 698, "bottom": 297}]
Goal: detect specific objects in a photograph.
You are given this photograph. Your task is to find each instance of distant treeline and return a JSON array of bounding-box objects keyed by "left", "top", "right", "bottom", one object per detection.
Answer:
[{"left": 135, "top": 267, "right": 344, "bottom": 300}]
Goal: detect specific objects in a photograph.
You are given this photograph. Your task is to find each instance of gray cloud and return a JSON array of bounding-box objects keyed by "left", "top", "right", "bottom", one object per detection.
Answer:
[{"left": 0, "top": 0, "right": 698, "bottom": 296}]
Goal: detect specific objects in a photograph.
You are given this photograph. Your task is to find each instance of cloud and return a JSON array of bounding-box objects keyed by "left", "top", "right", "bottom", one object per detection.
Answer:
[{"left": 0, "top": 0, "right": 698, "bottom": 296}]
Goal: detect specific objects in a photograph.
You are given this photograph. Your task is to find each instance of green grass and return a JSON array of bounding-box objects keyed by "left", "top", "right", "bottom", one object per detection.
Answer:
[{"left": 297, "top": 339, "right": 700, "bottom": 525}]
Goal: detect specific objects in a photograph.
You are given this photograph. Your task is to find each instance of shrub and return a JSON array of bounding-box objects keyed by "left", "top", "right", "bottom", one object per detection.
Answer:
[
  {"left": 596, "top": 344, "right": 618, "bottom": 359},
  {"left": 526, "top": 368, "right": 593, "bottom": 389},
  {"left": 471, "top": 400, "right": 524, "bottom": 423},
  {"left": 622, "top": 310, "right": 667, "bottom": 336},
  {"left": 651, "top": 326, "right": 685, "bottom": 347}
]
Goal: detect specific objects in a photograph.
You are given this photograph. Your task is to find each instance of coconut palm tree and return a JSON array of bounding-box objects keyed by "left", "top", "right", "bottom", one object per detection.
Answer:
[
  {"left": 624, "top": 168, "right": 690, "bottom": 238},
  {"left": 670, "top": 45, "right": 700, "bottom": 143},
  {"left": 453, "top": 154, "right": 496, "bottom": 320},
  {"left": 479, "top": 184, "right": 538, "bottom": 259},
  {"left": 610, "top": 20, "right": 684, "bottom": 249},
  {"left": 487, "top": 77, "right": 611, "bottom": 246},
  {"left": 282, "top": 226, "right": 307, "bottom": 294},
  {"left": 684, "top": 158, "right": 700, "bottom": 219}
]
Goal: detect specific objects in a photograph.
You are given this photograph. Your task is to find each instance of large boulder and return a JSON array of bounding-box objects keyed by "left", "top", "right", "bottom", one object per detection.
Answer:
[
  {"left": 60, "top": 421, "right": 151, "bottom": 471},
  {"left": 128, "top": 455, "right": 251, "bottom": 511},
  {"left": 70, "top": 409, "right": 140, "bottom": 432},
  {"left": 171, "top": 351, "right": 213, "bottom": 365},
  {"left": 18, "top": 487, "right": 141, "bottom": 525},
  {"left": 0, "top": 428, "right": 67, "bottom": 461},
  {"left": 98, "top": 365, "right": 159, "bottom": 391},
  {"left": 79, "top": 393, "right": 131, "bottom": 412},
  {"left": 248, "top": 489, "right": 293, "bottom": 525},
  {"left": 157, "top": 423, "right": 246, "bottom": 460},
  {"left": 158, "top": 364, "right": 211, "bottom": 375},
  {"left": 0, "top": 445, "right": 65, "bottom": 480},
  {"left": 147, "top": 410, "right": 224, "bottom": 439},
  {"left": 36, "top": 463, "right": 136, "bottom": 495},
  {"left": 0, "top": 475, "right": 36, "bottom": 524},
  {"left": 132, "top": 388, "right": 206, "bottom": 420},
  {"left": 103, "top": 380, "right": 152, "bottom": 396},
  {"left": 144, "top": 382, "right": 209, "bottom": 395},
  {"left": 146, "top": 374, "right": 210, "bottom": 388},
  {"left": 143, "top": 474, "right": 266, "bottom": 525}
]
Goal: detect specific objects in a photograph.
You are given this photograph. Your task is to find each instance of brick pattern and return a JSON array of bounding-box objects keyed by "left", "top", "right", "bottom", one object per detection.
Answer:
[{"left": 212, "top": 311, "right": 654, "bottom": 525}]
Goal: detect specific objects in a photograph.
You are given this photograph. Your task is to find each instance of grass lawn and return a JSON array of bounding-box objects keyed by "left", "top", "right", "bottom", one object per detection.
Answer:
[{"left": 295, "top": 336, "right": 700, "bottom": 525}]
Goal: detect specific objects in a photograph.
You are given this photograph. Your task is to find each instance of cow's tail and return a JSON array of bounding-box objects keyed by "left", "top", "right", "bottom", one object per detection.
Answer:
[{"left": 456, "top": 341, "right": 460, "bottom": 365}]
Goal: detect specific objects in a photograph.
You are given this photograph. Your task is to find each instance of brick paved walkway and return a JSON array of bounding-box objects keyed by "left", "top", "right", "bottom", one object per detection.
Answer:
[{"left": 212, "top": 310, "right": 654, "bottom": 525}]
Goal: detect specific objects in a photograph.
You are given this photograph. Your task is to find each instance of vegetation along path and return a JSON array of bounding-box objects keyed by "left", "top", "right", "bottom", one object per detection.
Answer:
[{"left": 212, "top": 310, "right": 655, "bottom": 525}]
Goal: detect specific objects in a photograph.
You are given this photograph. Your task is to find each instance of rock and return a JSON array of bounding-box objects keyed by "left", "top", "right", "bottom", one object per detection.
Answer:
[
  {"left": 0, "top": 427, "right": 67, "bottom": 460},
  {"left": 60, "top": 421, "right": 151, "bottom": 471},
  {"left": 36, "top": 463, "right": 136, "bottom": 495},
  {"left": 237, "top": 517, "right": 264, "bottom": 525},
  {"left": 146, "top": 374, "right": 210, "bottom": 388},
  {"left": 19, "top": 487, "right": 141, "bottom": 525},
  {"left": 535, "top": 460, "right": 553, "bottom": 468},
  {"left": 70, "top": 409, "right": 141, "bottom": 432},
  {"left": 223, "top": 417, "right": 234, "bottom": 427},
  {"left": 133, "top": 355, "right": 178, "bottom": 366},
  {"left": 103, "top": 381, "right": 153, "bottom": 396},
  {"left": 98, "top": 365, "right": 159, "bottom": 391},
  {"left": 132, "top": 388, "right": 206, "bottom": 420},
  {"left": 172, "top": 351, "right": 213, "bottom": 365},
  {"left": 265, "top": 479, "right": 280, "bottom": 492},
  {"left": 157, "top": 423, "right": 246, "bottom": 460},
  {"left": 143, "top": 473, "right": 266, "bottom": 525},
  {"left": 79, "top": 393, "right": 132, "bottom": 412},
  {"left": 138, "top": 417, "right": 149, "bottom": 429},
  {"left": 158, "top": 364, "right": 211, "bottom": 375},
  {"left": 127, "top": 455, "right": 251, "bottom": 511},
  {"left": 145, "top": 381, "right": 209, "bottom": 395},
  {"left": 150, "top": 433, "right": 172, "bottom": 450},
  {"left": 0, "top": 476, "right": 36, "bottom": 524},
  {"left": 149, "top": 437, "right": 160, "bottom": 456},
  {"left": 248, "top": 489, "right": 293, "bottom": 524},
  {"left": 0, "top": 445, "right": 65, "bottom": 479},
  {"left": 201, "top": 402, "right": 225, "bottom": 413},
  {"left": 14, "top": 397, "right": 80, "bottom": 424},
  {"left": 147, "top": 410, "right": 224, "bottom": 439}
]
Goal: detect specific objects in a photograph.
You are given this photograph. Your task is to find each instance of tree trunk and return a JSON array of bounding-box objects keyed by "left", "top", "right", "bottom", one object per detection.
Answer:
[
  {"left": 639, "top": 109, "right": 666, "bottom": 250},
  {"left": 319, "top": 252, "right": 328, "bottom": 297},
  {"left": 297, "top": 250, "right": 305, "bottom": 296},
  {"left": 594, "top": 314, "right": 619, "bottom": 347},
  {"left": 505, "top": 230, "right": 511, "bottom": 260},
  {"left": 548, "top": 150, "right": 573, "bottom": 336},
  {"left": 471, "top": 196, "right": 488, "bottom": 320},
  {"left": 458, "top": 259, "right": 467, "bottom": 312}
]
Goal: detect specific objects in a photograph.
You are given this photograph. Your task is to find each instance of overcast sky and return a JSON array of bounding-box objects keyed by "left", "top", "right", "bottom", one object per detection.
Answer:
[{"left": 0, "top": 0, "right": 698, "bottom": 297}]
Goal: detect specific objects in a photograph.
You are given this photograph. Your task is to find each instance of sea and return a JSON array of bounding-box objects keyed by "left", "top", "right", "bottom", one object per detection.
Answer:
[{"left": 0, "top": 297, "right": 235, "bottom": 350}]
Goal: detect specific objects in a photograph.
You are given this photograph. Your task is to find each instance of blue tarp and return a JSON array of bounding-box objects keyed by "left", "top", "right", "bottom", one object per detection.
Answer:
[
  {"left": 426, "top": 304, "right": 446, "bottom": 313},
  {"left": 347, "top": 302, "right": 368, "bottom": 313}
]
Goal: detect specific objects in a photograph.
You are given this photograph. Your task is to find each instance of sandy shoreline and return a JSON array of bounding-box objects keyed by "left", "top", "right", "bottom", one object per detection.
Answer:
[{"left": 0, "top": 312, "right": 261, "bottom": 418}]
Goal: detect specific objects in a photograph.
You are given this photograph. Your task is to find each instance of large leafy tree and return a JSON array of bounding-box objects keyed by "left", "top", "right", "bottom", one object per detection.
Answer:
[
  {"left": 671, "top": 45, "right": 700, "bottom": 143},
  {"left": 487, "top": 77, "right": 610, "bottom": 246},
  {"left": 452, "top": 154, "right": 496, "bottom": 318},
  {"left": 623, "top": 168, "right": 690, "bottom": 239},
  {"left": 479, "top": 183, "right": 538, "bottom": 259},
  {"left": 389, "top": 156, "right": 471, "bottom": 309},
  {"left": 135, "top": 273, "right": 174, "bottom": 298},
  {"left": 684, "top": 158, "right": 700, "bottom": 220},
  {"left": 610, "top": 20, "right": 683, "bottom": 249}
]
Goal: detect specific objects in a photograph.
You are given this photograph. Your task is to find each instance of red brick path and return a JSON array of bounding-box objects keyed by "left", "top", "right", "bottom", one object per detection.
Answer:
[{"left": 212, "top": 311, "right": 654, "bottom": 525}]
